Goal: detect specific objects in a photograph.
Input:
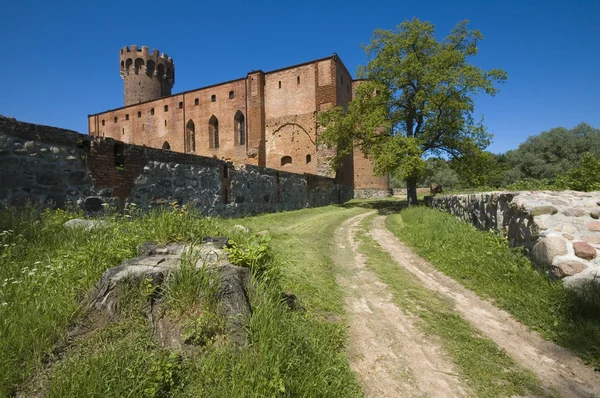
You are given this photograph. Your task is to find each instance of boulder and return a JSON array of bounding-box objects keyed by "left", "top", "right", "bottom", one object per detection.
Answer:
[
  {"left": 530, "top": 206, "right": 558, "bottom": 216},
  {"left": 573, "top": 241, "right": 597, "bottom": 260},
  {"left": 552, "top": 260, "right": 587, "bottom": 278},
  {"left": 531, "top": 236, "right": 568, "bottom": 267}
]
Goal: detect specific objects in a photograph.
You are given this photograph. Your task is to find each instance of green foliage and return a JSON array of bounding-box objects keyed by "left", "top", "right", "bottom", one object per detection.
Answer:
[
  {"left": 555, "top": 153, "right": 600, "bottom": 192},
  {"left": 318, "top": 18, "right": 506, "bottom": 204},
  {"left": 504, "top": 123, "right": 600, "bottom": 183},
  {"left": 422, "top": 157, "right": 460, "bottom": 189},
  {"left": 450, "top": 150, "right": 509, "bottom": 188},
  {"left": 504, "top": 178, "right": 558, "bottom": 191},
  {"left": 182, "top": 311, "right": 224, "bottom": 346},
  {"left": 387, "top": 207, "right": 600, "bottom": 368},
  {"left": 227, "top": 234, "right": 275, "bottom": 280}
]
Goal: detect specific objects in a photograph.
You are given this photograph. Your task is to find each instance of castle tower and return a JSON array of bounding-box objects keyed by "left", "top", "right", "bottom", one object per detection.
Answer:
[{"left": 120, "top": 45, "right": 175, "bottom": 106}]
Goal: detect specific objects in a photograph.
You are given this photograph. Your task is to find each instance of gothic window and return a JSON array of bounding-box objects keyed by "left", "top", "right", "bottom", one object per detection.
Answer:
[
  {"left": 209, "top": 116, "right": 219, "bottom": 149},
  {"left": 162, "top": 141, "right": 171, "bottom": 150},
  {"left": 281, "top": 156, "right": 292, "bottom": 166},
  {"left": 234, "top": 111, "right": 245, "bottom": 146},
  {"left": 185, "top": 119, "right": 196, "bottom": 153}
]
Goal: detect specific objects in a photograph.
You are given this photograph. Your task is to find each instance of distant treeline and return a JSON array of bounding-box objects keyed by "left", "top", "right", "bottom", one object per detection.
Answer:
[{"left": 390, "top": 123, "right": 600, "bottom": 192}]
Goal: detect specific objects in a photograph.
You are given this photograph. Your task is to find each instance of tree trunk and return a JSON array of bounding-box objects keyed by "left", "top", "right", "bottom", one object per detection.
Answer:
[{"left": 406, "top": 177, "right": 418, "bottom": 206}]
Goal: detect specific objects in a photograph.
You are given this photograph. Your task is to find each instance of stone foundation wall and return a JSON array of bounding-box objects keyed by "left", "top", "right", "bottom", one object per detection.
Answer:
[
  {"left": 354, "top": 188, "right": 393, "bottom": 200},
  {"left": 0, "top": 116, "right": 351, "bottom": 217},
  {"left": 428, "top": 191, "right": 600, "bottom": 288}
]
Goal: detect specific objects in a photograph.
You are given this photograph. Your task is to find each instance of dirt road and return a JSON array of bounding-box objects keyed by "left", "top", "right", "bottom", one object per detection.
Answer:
[{"left": 335, "top": 211, "right": 600, "bottom": 397}]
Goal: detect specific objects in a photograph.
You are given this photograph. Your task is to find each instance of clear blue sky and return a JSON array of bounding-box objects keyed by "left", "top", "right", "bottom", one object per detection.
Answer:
[{"left": 1, "top": 0, "right": 598, "bottom": 153}]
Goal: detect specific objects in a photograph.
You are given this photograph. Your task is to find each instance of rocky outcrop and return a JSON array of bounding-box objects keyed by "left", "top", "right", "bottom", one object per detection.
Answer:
[{"left": 428, "top": 191, "right": 600, "bottom": 289}]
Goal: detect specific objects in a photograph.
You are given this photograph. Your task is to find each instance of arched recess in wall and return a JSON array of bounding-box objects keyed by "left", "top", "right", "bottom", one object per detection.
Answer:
[
  {"left": 125, "top": 58, "right": 133, "bottom": 70},
  {"left": 185, "top": 119, "right": 196, "bottom": 153},
  {"left": 234, "top": 111, "right": 245, "bottom": 146},
  {"left": 281, "top": 156, "right": 292, "bottom": 166},
  {"left": 209, "top": 115, "right": 219, "bottom": 149},
  {"left": 162, "top": 141, "right": 171, "bottom": 150},
  {"left": 134, "top": 58, "right": 144, "bottom": 72},
  {"left": 146, "top": 60, "right": 155, "bottom": 76}
]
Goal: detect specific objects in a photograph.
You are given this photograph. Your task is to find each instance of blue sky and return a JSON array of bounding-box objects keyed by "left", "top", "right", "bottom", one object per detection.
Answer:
[{"left": 1, "top": 0, "right": 598, "bottom": 153}]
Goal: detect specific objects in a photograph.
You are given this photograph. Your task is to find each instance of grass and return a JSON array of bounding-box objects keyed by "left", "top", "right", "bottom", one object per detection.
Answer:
[
  {"left": 0, "top": 204, "right": 365, "bottom": 397},
  {"left": 387, "top": 206, "right": 600, "bottom": 369},
  {"left": 355, "top": 214, "right": 550, "bottom": 397}
]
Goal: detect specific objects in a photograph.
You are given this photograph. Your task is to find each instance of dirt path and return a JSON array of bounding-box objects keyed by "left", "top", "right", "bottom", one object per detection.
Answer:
[
  {"left": 335, "top": 212, "right": 472, "bottom": 398},
  {"left": 370, "top": 215, "right": 600, "bottom": 398}
]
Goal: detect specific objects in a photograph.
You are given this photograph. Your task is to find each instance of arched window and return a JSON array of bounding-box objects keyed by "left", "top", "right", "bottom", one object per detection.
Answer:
[
  {"left": 234, "top": 111, "right": 245, "bottom": 146},
  {"left": 185, "top": 119, "right": 196, "bottom": 153},
  {"left": 209, "top": 116, "right": 219, "bottom": 149},
  {"left": 134, "top": 58, "right": 144, "bottom": 72},
  {"left": 306, "top": 154, "right": 311, "bottom": 164},
  {"left": 281, "top": 156, "right": 292, "bottom": 166},
  {"left": 146, "top": 60, "right": 155, "bottom": 76},
  {"left": 162, "top": 141, "right": 171, "bottom": 150},
  {"left": 120, "top": 60, "right": 124, "bottom": 71},
  {"left": 157, "top": 63, "right": 165, "bottom": 78},
  {"left": 125, "top": 58, "right": 133, "bottom": 70}
]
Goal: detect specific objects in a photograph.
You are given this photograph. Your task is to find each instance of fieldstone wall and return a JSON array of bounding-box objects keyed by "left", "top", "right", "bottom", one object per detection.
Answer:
[
  {"left": 428, "top": 191, "right": 600, "bottom": 288},
  {"left": 0, "top": 116, "right": 351, "bottom": 217},
  {"left": 354, "top": 188, "right": 394, "bottom": 199}
]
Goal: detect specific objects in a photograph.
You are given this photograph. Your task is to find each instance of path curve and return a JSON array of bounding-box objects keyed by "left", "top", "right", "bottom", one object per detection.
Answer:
[
  {"left": 335, "top": 212, "right": 472, "bottom": 398},
  {"left": 370, "top": 215, "right": 600, "bottom": 398}
]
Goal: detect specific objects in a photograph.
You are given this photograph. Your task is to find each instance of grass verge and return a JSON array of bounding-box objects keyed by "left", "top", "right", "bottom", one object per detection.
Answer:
[
  {"left": 0, "top": 204, "right": 364, "bottom": 397},
  {"left": 356, "top": 214, "right": 550, "bottom": 397},
  {"left": 387, "top": 207, "right": 600, "bottom": 369}
]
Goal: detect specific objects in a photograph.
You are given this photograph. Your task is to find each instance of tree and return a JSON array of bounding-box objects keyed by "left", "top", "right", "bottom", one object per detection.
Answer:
[
  {"left": 450, "top": 150, "right": 508, "bottom": 188},
  {"left": 318, "top": 18, "right": 507, "bottom": 205}
]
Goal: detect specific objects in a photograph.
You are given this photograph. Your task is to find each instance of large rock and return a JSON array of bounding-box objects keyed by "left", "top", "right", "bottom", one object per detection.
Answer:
[
  {"left": 531, "top": 236, "right": 568, "bottom": 267},
  {"left": 573, "top": 241, "right": 597, "bottom": 260},
  {"left": 552, "top": 260, "right": 587, "bottom": 278}
]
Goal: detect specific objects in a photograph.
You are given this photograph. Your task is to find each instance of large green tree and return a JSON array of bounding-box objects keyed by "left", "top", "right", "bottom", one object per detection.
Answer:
[{"left": 318, "top": 18, "right": 507, "bottom": 204}]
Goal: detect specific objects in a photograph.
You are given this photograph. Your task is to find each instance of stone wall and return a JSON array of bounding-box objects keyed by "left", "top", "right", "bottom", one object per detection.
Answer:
[
  {"left": 428, "top": 191, "right": 600, "bottom": 288},
  {"left": 0, "top": 116, "right": 350, "bottom": 217}
]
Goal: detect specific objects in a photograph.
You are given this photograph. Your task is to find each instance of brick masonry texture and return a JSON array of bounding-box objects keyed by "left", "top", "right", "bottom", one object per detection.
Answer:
[
  {"left": 0, "top": 116, "right": 353, "bottom": 217},
  {"left": 88, "top": 48, "right": 390, "bottom": 198},
  {"left": 427, "top": 191, "right": 600, "bottom": 289}
]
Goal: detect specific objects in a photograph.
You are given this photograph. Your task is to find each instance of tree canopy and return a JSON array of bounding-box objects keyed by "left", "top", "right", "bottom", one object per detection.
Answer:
[{"left": 318, "top": 18, "right": 507, "bottom": 204}]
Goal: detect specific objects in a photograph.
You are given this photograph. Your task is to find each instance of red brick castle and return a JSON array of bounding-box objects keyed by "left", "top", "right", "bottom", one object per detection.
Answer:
[{"left": 88, "top": 45, "right": 390, "bottom": 197}]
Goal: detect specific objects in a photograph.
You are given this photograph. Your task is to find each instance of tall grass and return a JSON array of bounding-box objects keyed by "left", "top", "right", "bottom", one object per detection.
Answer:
[
  {"left": 0, "top": 204, "right": 363, "bottom": 397},
  {"left": 387, "top": 207, "right": 600, "bottom": 368}
]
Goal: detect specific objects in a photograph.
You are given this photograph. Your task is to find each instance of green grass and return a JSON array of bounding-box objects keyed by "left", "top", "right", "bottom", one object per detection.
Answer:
[
  {"left": 387, "top": 206, "right": 600, "bottom": 369},
  {"left": 355, "top": 214, "right": 550, "bottom": 397},
  {"left": 0, "top": 204, "right": 366, "bottom": 397}
]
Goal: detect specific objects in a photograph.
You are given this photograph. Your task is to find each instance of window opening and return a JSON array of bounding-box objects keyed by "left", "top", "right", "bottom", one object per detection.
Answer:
[
  {"left": 209, "top": 116, "right": 219, "bottom": 149},
  {"left": 278, "top": 81, "right": 281, "bottom": 89},
  {"left": 234, "top": 111, "right": 245, "bottom": 146},
  {"left": 137, "top": 111, "right": 141, "bottom": 118},
  {"left": 101, "top": 120, "right": 105, "bottom": 126},
  {"left": 297, "top": 76, "right": 300, "bottom": 84},
  {"left": 162, "top": 141, "right": 170, "bottom": 150},
  {"left": 306, "top": 154, "right": 311, "bottom": 164},
  {"left": 178, "top": 101, "right": 183, "bottom": 109},
  {"left": 125, "top": 114, "right": 129, "bottom": 120},
  {"left": 114, "top": 143, "right": 125, "bottom": 168},
  {"left": 164, "top": 105, "right": 168, "bottom": 112},
  {"left": 211, "top": 94, "right": 216, "bottom": 102},
  {"left": 114, "top": 117, "right": 117, "bottom": 123},
  {"left": 185, "top": 119, "right": 196, "bottom": 153},
  {"left": 229, "top": 91, "right": 234, "bottom": 99},
  {"left": 281, "top": 156, "right": 292, "bottom": 166},
  {"left": 150, "top": 108, "right": 155, "bottom": 115},
  {"left": 195, "top": 98, "right": 199, "bottom": 105}
]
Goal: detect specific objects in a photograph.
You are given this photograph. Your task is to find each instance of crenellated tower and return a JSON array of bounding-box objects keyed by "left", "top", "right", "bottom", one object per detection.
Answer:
[{"left": 120, "top": 45, "right": 175, "bottom": 106}]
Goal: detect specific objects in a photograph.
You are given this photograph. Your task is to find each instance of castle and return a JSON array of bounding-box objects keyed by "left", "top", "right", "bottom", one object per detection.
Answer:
[{"left": 87, "top": 45, "right": 389, "bottom": 197}]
